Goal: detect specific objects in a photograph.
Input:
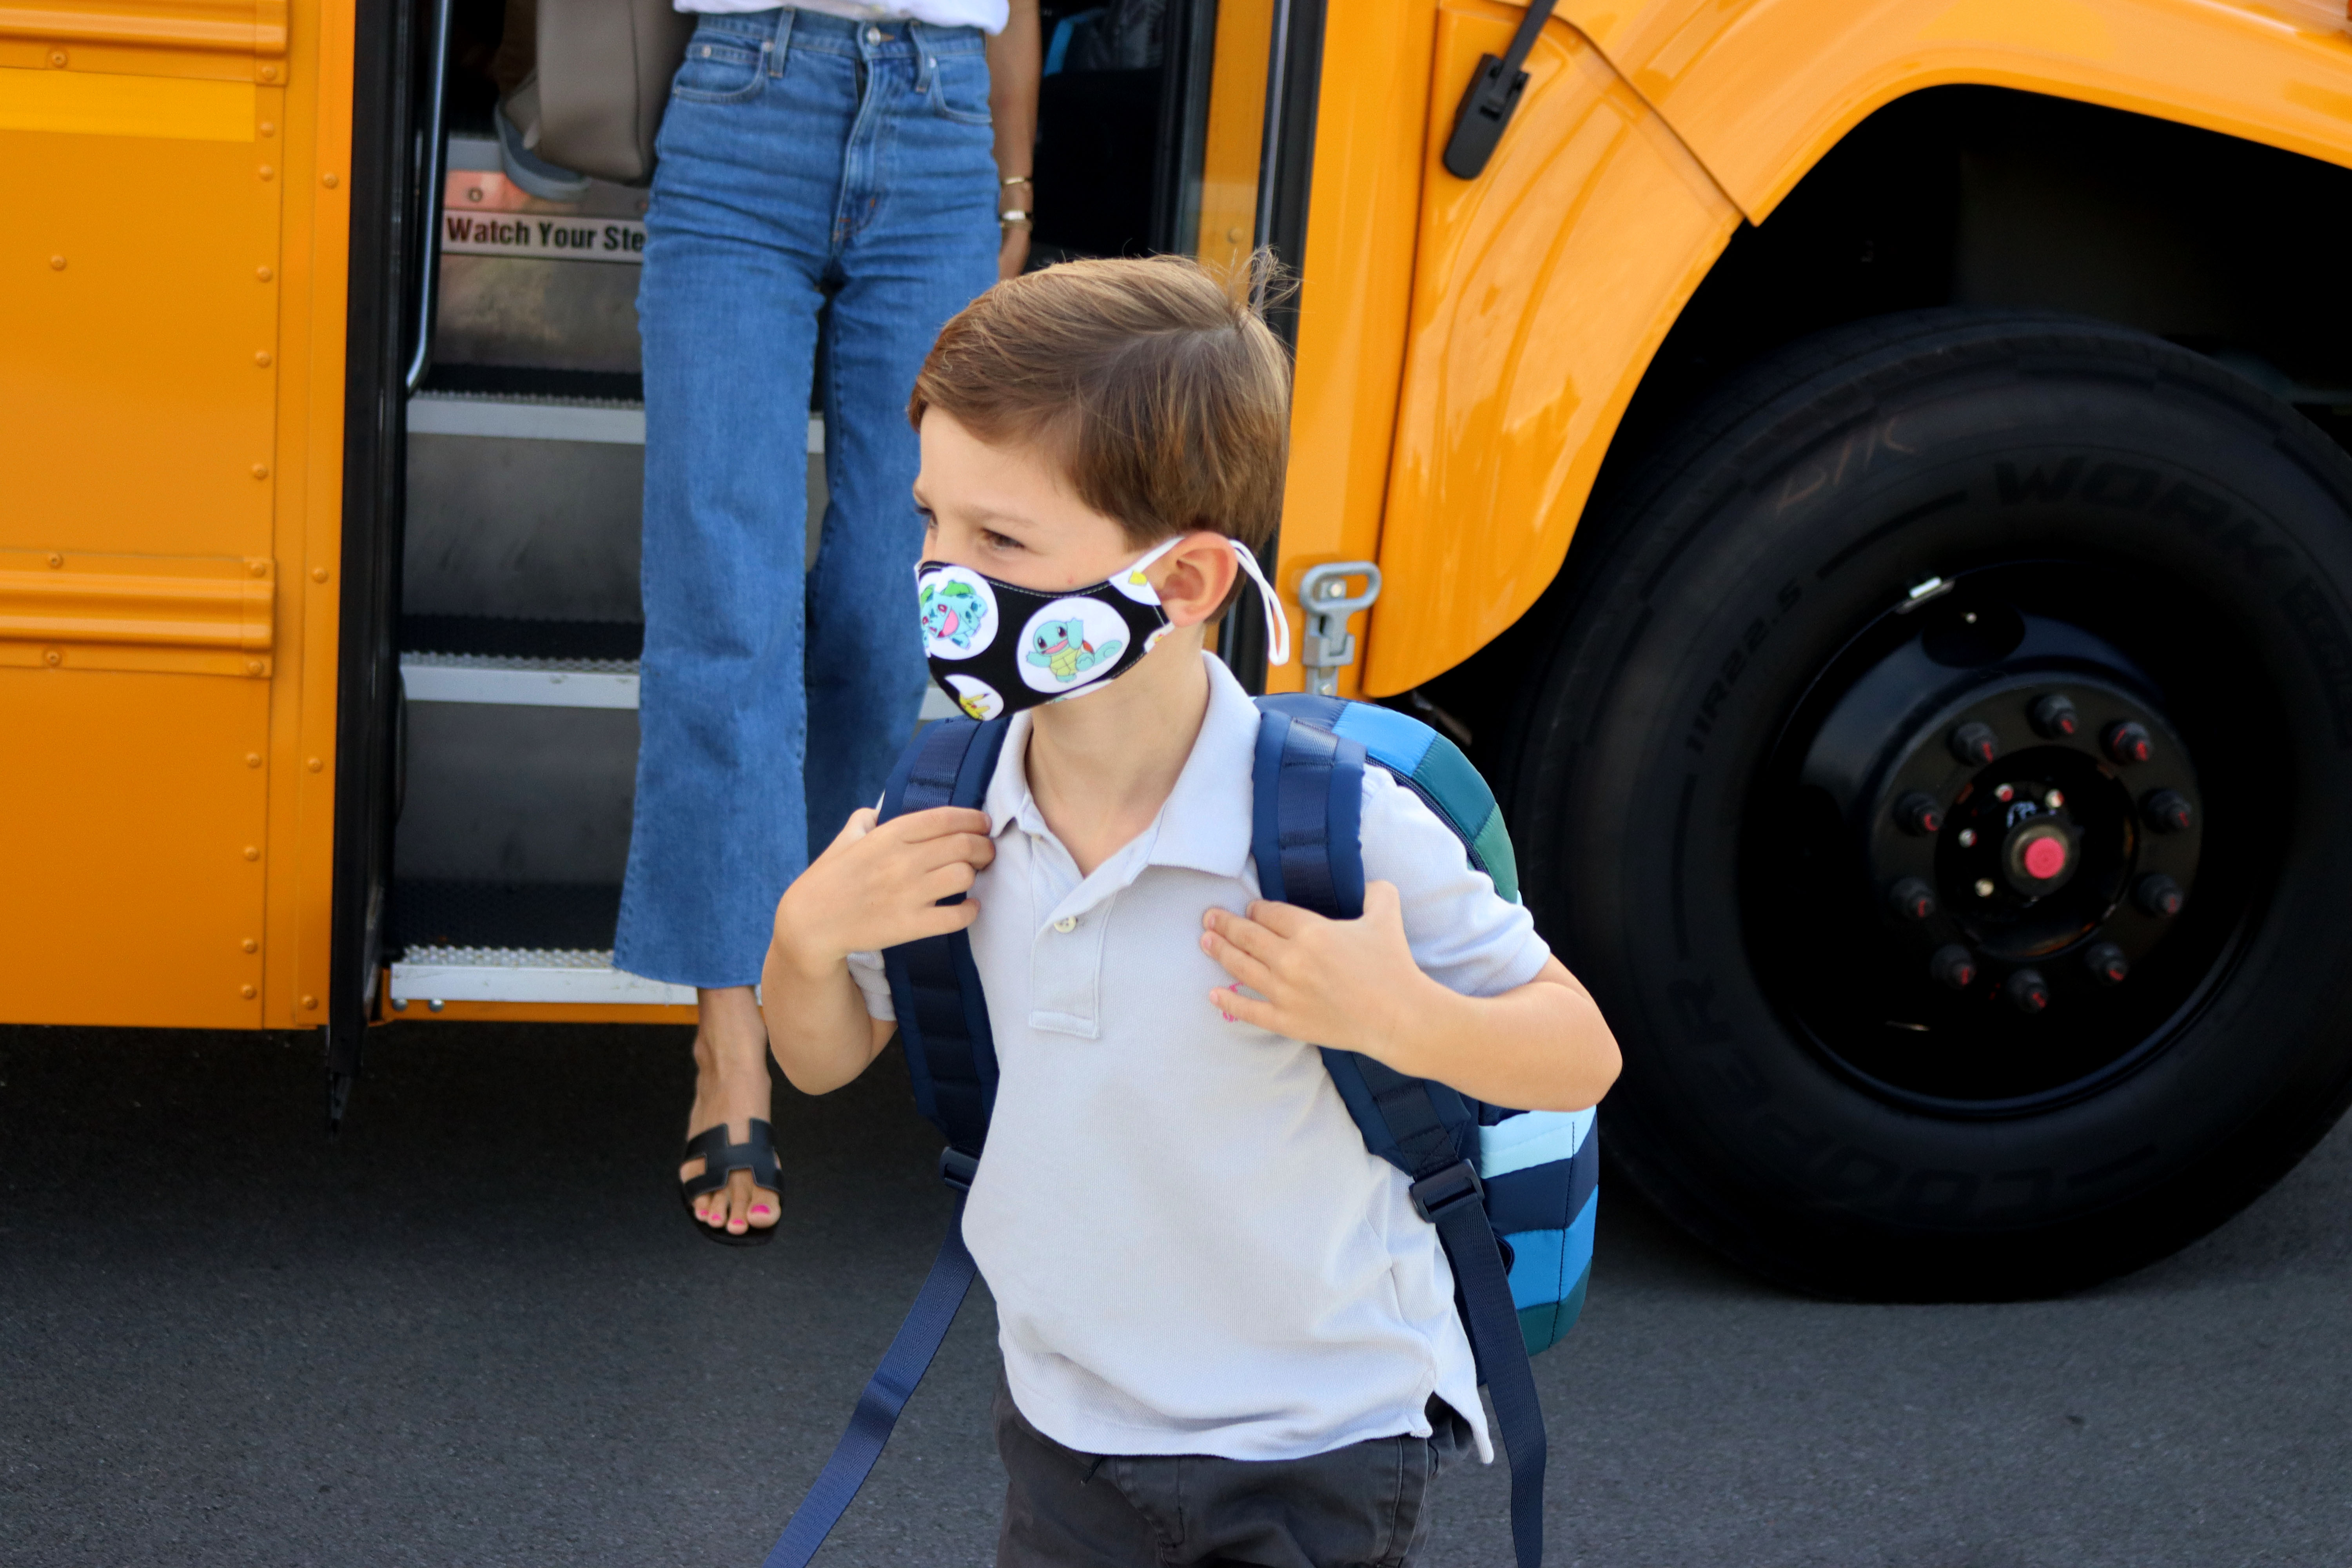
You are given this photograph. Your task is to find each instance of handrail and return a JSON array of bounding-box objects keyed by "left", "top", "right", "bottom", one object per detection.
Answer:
[{"left": 402, "top": 0, "right": 454, "bottom": 395}]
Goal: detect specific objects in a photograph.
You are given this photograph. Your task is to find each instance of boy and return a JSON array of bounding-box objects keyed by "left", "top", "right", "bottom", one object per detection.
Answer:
[{"left": 762, "top": 256, "right": 1620, "bottom": 1567}]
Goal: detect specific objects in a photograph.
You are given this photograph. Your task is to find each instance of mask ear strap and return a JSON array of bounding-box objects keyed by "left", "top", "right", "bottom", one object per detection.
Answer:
[{"left": 1228, "top": 540, "right": 1290, "bottom": 667}]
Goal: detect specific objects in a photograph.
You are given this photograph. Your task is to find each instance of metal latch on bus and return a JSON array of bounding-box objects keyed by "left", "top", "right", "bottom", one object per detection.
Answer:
[{"left": 1297, "top": 561, "right": 1382, "bottom": 697}]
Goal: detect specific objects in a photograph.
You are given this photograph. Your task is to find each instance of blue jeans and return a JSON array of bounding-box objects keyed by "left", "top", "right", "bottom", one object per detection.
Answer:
[{"left": 617, "top": 7, "right": 1000, "bottom": 988}]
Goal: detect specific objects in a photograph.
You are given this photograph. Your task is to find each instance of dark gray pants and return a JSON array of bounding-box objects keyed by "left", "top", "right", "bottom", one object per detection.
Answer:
[{"left": 993, "top": 1379, "right": 1474, "bottom": 1568}]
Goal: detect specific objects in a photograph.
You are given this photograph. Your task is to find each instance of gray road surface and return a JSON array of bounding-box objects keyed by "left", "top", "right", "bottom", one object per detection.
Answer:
[{"left": 1, "top": 1022, "right": 2345, "bottom": 1566}]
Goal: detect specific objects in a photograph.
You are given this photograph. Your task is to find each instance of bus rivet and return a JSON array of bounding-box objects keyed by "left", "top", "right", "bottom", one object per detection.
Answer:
[
  {"left": 47, "top": 49, "right": 65, "bottom": 67},
  {"left": 243, "top": 845, "right": 260, "bottom": 861},
  {"left": 252, "top": 464, "right": 269, "bottom": 480},
  {"left": 42, "top": 649, "right": 60, "bottom": 666},
  {"left": 311, "top": 567, "right": 329, "bottom": 582},
  {"left": 254, "top": 351, "right": 272, "bottom": 367},
  {"left": 242, "top": 938, "right": 258, "bottom": 953},
  {"left": 302, "top": 995, "right": 318, "bottom": 1010},
  {"left": 249, "top": 561, "right": 268, "bottom": 576},
  {"left": 260, "top": 64, "right": 277, "bottom": 81},
  {"left": 245, "top": 753, "right": 262, "bottom": 768},
  {"left": 392, "top": 998, "right": 408, "bottom": 1011},
  {"left": 307, "top": 757, "right": 323, "bottom": 771},
  {"left": 428, "top": 999, "right": 445, "bottom": 1013},
  {"left": 246, "top": 660, "right": 264, "bottom": 675},
  {"left": 257, "top": 267, "right": 273, "bottom": 282},
  {"left": 323, "top": 173, "right": 339, "bottom": 188},
  {"left": 46, "top": 552, "right": 62, "bottom": 567},
  {"left": 241, "top": 984, "right": 257, "bottom": 999},
  {"left": 258, "top": 164, "right": 274, "bottom": 181},
  {"left": 49, "top": 255, "right": 65, "bottom": 270}
]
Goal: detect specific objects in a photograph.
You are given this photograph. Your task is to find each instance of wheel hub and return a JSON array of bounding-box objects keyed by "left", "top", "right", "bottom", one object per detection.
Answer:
[{"left": 1762, "top": 579, "right": 2220, "bottom": 1107}]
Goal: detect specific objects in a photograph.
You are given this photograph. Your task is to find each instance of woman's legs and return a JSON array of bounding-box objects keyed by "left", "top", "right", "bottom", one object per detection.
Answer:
[
  {"left": 620, "top": 10, "right": 856, "bottom": 1233},
  {"left": 804, "top": 21, "right": 1002, "bottom": 842}
]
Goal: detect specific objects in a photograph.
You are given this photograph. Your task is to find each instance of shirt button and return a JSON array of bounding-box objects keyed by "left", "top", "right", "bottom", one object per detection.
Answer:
[
  {"left": 1054, "top": 916, "right": 1077, "bottom": 933},
  {"left": 865, "top": 25, "right": 884, "bottom": 42}
]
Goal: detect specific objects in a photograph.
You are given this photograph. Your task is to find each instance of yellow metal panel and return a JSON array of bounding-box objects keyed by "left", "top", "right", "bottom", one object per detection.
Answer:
[
  {"left": 1364, "top": 0, "right": 1738, "bottom": 695},
  {"left": 1193, "top": 0, "right": 1272, "bottom": 272},
  {"left": 265, "top": 0, "right": 348, "bottom": 1031},
  {"left": 1263, "top": 0, "right": 1437, "bottom": 696},
  {"left": 0, "top": 666, "right": 269, "bottom": 1026},
  {"left": 0, "top": 64, "right": 255, "bottom": 135},
  {"left": 1, "top": 0, "right": 348, "bottom": 1031},
  {"left": 1558, "top": 0, "right": 2352, "bottom": 221}
]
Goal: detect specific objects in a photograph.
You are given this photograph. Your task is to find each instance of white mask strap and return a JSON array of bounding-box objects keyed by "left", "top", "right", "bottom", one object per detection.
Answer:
[{"left": 1229, "top": 540, "right": 1290, "bottom": 667}]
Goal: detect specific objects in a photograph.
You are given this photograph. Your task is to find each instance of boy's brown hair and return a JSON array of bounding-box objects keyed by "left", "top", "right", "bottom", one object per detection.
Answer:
[{"left": 907, "top": 254, "right": 1290, "bottom": 557}]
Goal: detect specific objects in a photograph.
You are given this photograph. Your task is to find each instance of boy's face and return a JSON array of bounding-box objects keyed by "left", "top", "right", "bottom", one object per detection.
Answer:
[
  {"left": 914, "top": 409, "right": 1238, "bottom": 631},
  {"left": 915, "top": 408, "right": 1138, "bottom": 595}
]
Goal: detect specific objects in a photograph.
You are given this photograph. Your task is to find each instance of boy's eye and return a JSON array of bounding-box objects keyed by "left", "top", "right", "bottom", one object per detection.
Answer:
[{"left": 980, "top": 529, "right": 1024, "bottom": 552}]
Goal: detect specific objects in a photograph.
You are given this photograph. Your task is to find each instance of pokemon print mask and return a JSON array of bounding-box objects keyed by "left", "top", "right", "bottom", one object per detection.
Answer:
[{"left": 915, "top": 535, "right": 1290, "bottom": 720}]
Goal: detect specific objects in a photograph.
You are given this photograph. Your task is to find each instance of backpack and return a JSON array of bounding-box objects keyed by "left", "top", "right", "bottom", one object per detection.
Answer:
[{"left": 762, "top": 696, "right": 1597, "bottom": 1568}]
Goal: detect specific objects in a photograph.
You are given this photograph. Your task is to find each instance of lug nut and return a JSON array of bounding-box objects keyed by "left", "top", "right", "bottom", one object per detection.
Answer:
[
  {"left": 1888, "top": 877, "right": 1938, "bottom": 921},
  {"left": 1897, "top": 792, "right": 1944, "bottom": 836},
  {"left": 2004, "top": 968, "right": 2051, "bottom": 1013},
  {"left": 1995, "top": 783, "right": 2015, "bottom": 803},
  {"left": 1958, "top": 828, "right": 1978, "bottom": 848},
  {"left": 2030, "top": 693, "right": 2080, "bottom": 738},
  {"left": 2083, "top": 942, "right": 2129, "bottom": 985},
  {"left": 2143, "top": 789, "right": 2194, "bottom": 833},
  {"left": 1975, "top": 877, "right": 1996, "bottom": 898},
  {"left": 1950, "top": 722, "right": 1999, "bottom": 766},
  {"left": 2103, "top": 720, "right": 2153, "bottom": 765},
  {"left": 1929, "top": 944, "right": 1978, "bottom": 990},
  {"left": 2134, "top": 873, "right": 2185, "bottom": 917}
]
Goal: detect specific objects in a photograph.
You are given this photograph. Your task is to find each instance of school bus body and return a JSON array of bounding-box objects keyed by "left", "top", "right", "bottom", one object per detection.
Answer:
[
  {"left": 4, "top": 0, "right": 357, "bottom": 1030},
  {"left": 1266, "top": 0, "right": 2352, "bottom": 697},
  {"left": 11, "top": 0, "right": 2352, "bottom": 1290}
]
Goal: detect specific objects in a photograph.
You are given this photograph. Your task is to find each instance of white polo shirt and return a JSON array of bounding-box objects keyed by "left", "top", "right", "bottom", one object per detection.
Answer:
[{"left": 848, "top": 655, "right": 1550, "bottom": 1463}]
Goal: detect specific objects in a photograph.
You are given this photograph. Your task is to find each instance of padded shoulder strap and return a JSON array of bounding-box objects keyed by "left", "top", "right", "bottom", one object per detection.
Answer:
[
  {"left": 1250, "top": 698, "right": 1550, "bottom": 1568},
  {"left": 878, "top": 716, "right": 1011, "bottom": 1161}
]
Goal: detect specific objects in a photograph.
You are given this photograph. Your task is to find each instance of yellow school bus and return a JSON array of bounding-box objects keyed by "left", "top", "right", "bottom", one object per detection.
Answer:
[{"left": 12, "top": 0, "right": 2352, "bottom": 1297}]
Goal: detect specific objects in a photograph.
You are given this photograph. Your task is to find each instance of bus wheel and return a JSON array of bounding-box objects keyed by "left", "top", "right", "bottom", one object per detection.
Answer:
[{"left": 1510, "top": 310, "right": 2352, "bottom": 1298}]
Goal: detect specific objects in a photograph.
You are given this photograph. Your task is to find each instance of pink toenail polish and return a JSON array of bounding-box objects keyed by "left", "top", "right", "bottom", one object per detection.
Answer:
[{"left": 751, "top": 1205, "right": 772, "bottom": 1217}]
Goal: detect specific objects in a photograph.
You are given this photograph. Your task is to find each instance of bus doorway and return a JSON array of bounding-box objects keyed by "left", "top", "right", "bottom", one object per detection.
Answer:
[{"left": 372, "top": 0, "right": 1242, "bottom": 1022}]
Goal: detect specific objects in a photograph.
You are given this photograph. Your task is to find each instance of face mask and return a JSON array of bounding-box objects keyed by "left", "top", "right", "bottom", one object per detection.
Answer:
[{"left": 915, "top": 535, "right": 1290, "bottom": 721}]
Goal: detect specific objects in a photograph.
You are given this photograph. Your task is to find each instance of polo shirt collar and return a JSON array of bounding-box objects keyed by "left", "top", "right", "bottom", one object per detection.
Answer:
[{"left": 978, "top": 653, "right": 1258, "bottom": 880}]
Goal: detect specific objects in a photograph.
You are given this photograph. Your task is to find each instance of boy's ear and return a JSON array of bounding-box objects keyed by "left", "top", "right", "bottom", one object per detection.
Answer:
[{"left": 1151, "top": 530, "right": 1241, "bottom": 628}]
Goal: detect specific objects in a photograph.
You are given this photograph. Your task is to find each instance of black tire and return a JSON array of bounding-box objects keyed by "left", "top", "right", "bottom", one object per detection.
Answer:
[{"left": 1509, "top": 310, "right": 2352, "bottom": 1298}]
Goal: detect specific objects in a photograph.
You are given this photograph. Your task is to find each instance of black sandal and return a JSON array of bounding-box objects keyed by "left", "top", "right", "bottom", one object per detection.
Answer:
[{"left": 678, "top": 1117, "right": 783, "bottom": 1247}]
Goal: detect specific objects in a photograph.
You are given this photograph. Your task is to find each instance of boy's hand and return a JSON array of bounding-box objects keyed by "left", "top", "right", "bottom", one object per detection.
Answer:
[
  {"left": 772, "top": 806, "right": 996, "bottom": 979},
  {"left": 1199, "top": 881, "right": 1446, "bottom": 1064}
]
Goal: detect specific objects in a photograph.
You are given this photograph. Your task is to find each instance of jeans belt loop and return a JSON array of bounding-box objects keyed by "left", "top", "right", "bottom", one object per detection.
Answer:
[{"left": 769, "top": 5, "right": 793, "bottom": 74}]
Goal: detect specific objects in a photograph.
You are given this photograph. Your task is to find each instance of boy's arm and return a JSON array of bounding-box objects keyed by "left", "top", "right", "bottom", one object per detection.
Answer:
[
  {"left": 763, "top": 804, "right": 996, "bottom": 1096},
  {"left": 1200, "top": 882, "right": 1621, "bottom": 1113}
]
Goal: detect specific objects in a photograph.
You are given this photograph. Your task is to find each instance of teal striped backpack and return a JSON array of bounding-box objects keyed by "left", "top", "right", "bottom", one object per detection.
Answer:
[{"left": 764, "top": 694, "right": 1596, "bottom": 1568}]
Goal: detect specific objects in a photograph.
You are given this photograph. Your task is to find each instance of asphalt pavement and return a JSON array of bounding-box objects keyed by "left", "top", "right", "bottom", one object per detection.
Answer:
[{"left": 2, "top": 1021, "right": 2345, "bottom": 1567}]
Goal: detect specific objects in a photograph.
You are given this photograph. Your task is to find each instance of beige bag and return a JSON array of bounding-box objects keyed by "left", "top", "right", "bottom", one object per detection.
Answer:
[{"left": 533, "top": 0, "right": 695, "bottom": 186}]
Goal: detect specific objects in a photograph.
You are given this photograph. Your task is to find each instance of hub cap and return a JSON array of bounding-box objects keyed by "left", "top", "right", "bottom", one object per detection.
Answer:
[{"left": 1745, "top": 567, "right": 2254, "bottom": 1112}]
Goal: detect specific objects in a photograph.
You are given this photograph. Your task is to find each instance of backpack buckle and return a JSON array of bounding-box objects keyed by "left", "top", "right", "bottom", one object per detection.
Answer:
[
  {"left": 1408, "top": 1159, "right": 1484, "bottom": 1223},
  {"left": 939, "top": 1147, "right": 980, "bottom": 1192}
]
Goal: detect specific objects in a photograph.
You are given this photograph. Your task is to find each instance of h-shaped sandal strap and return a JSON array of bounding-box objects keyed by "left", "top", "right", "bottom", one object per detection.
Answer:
[{"left": 682, "top": 1118, "right": 783, "bottom": 1199}]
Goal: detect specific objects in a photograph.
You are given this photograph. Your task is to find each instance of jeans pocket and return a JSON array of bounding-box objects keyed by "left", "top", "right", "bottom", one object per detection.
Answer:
[
  {"left": 929, "top": 51, "right": 994, "bottom": 125},
  {"left": 671, "top": 34, "right": 766, "bottom": 104}
]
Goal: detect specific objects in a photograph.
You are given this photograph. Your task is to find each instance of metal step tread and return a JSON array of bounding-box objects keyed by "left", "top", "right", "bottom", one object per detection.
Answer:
[
  {"left": 402, "top": 652, "right": 639, "bottom": 708},
  {"left": 408, "top": 390, "right": 824, "bottom": 451},
  {"left": 389, "top": 946, "right": 696, "bottom": 1007}
]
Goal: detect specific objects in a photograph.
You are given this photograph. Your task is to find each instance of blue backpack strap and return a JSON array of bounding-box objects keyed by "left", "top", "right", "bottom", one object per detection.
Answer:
[
  {"left": 878, "top": 716, "right": 1011, "bottom": 1159},
  {"left": 1251, "top": 701, "right": 1550, "bottom": 1568},
  {"left": 764, "top": 717, "right": 1009, "bottom": 1568}
]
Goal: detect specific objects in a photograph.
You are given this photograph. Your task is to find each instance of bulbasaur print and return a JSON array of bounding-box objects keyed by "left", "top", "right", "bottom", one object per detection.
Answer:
[
  {"left": 920, "top": 577, "right": 987, "bottom": 650},
  {"left": 1026, "top": 618, "right": 1123, "bottom": 682}
]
